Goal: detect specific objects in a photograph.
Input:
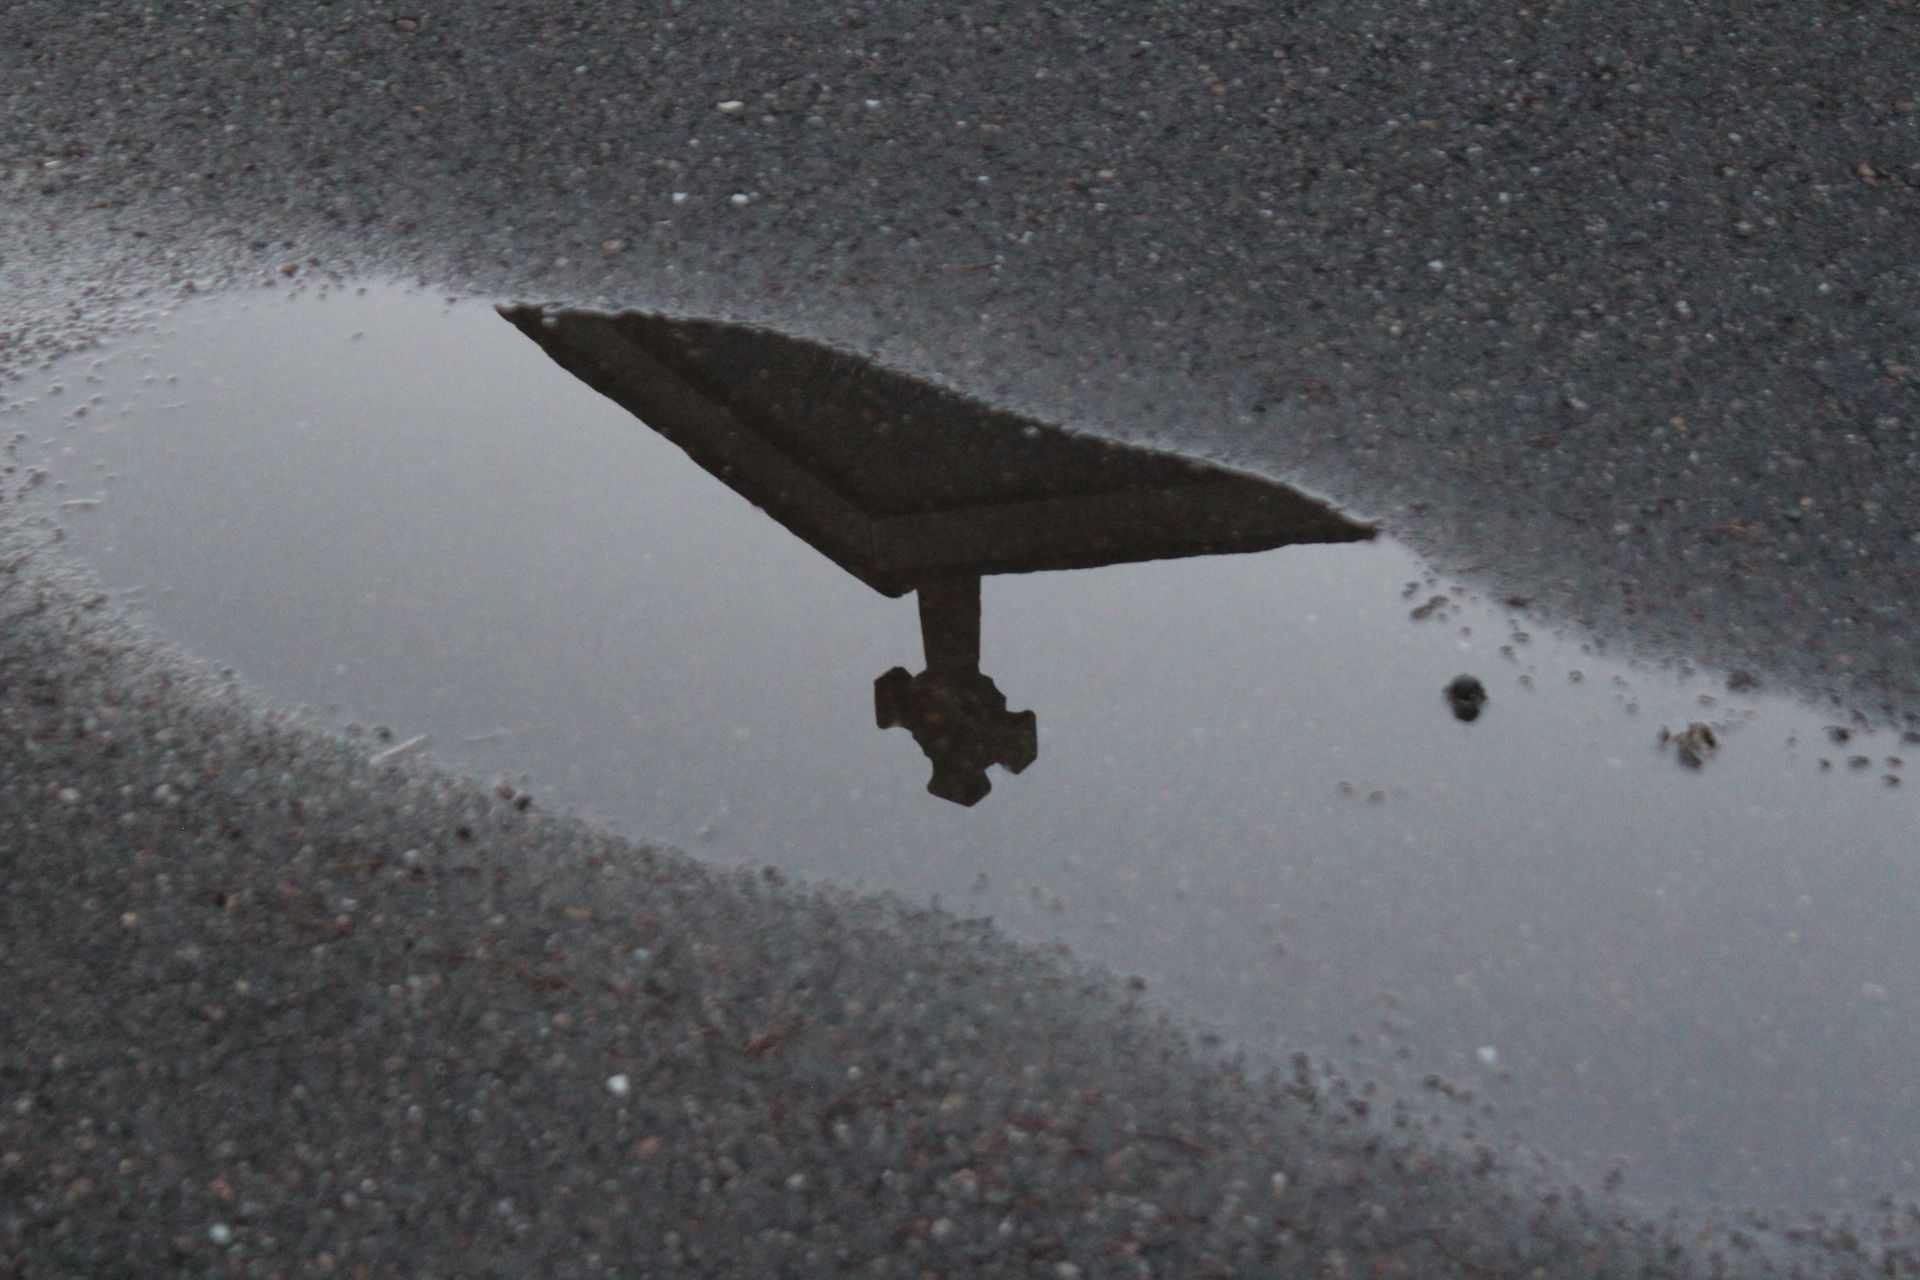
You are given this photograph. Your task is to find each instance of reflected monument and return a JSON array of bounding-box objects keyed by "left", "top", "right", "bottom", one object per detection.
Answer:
[{"left": 501, "top": 307, "right": 1373, "bottom": 804}]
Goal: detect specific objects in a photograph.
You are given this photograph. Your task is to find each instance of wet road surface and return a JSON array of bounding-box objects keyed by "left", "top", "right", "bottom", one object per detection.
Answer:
[
  {"left": 9, "top": 287, "right": 1919, "bottom": 1215},
  {"left": 4, "top": 2, "right": 1919, "bottom": 1274}
]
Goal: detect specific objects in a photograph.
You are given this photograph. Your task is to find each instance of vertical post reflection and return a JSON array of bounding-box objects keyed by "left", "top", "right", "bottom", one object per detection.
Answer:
[{"left": 873, "top": 575, "right": 1037, "bottom": 806}]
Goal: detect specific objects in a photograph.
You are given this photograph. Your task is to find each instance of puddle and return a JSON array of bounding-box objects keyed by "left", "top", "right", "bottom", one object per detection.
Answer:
[{"left": 9, "top": 284, "right": 1919, "bottom": 1213}]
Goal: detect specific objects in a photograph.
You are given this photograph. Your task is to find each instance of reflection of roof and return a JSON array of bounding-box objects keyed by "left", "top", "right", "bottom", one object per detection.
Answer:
[{"left": 501, "top": 308, "right": 1373, "bottom": 597}]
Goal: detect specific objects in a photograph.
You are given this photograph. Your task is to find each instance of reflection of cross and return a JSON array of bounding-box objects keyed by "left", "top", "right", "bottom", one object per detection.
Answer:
[
  {"left": 501, "top": 307, "right": 1374, "bottom": 809},
  {"left": 874, "top": 576, "right": 1037, "bottom": 806}
]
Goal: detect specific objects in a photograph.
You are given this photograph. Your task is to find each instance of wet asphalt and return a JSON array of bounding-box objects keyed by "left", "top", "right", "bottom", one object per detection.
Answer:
[{"left": 3, "top": 1, "right": 1919, "bottom": 1275}]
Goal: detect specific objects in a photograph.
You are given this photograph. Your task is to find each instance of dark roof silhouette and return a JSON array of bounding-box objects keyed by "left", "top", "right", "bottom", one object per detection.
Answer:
[{"left": 500, "top": 308, "right": 1372, "bottom": 597}]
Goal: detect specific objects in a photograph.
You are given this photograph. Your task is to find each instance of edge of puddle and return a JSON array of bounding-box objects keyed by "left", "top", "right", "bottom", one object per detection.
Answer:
[{"left": 5, "top": 282, "right": 1920, "bottom": 1269}]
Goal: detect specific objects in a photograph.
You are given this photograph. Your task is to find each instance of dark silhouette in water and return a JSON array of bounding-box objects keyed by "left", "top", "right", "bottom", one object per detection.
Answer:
[{"left": 502, "top": 306, "right": 1371, "bottom": 804}]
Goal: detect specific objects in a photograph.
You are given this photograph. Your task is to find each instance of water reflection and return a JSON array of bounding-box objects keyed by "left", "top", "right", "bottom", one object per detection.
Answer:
[
  {"left": 31, "top": 287, "right": 1920, "bottom": 1208},
  {"left": 500, "top": 308, "right": 1372, "bottom": 803}
]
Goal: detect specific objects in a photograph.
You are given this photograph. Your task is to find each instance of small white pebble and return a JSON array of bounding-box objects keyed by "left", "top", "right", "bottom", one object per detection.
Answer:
[
  {"left": 670, "top": 191, "right": 688, "bottom": 204},
  {"left": 1476, "top": 1045, "right": 1499, "bottom": 1067},
  {"left": 56, "top": 787, "right": 81, "bottom": 804},
  {"left": 1270, "top": 1171, "right": 1290, "bottom": 1198},
  {"left": 1427, "top": 258, "right": 1446, "bottom": 271},
  {"left": 785, "top": 1171, "right": 808, "bottom": 1192},
  {"left": 729, "top": 193, "right": 750, "bottom": 206},
  {"left": 605, "top": 1074, "right": 631, "bottom": 1098},
  {"left": 716, "top": 100, "right": 745, "bottom": 114},
  {"left": 208, "top": 1223, "right": 234, "bottom": 1246}
]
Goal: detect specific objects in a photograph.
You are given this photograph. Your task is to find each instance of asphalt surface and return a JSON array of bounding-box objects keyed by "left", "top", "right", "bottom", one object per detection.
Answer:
[{"left": 3, "top": 1, "right": 1919, "bottom": 1274}]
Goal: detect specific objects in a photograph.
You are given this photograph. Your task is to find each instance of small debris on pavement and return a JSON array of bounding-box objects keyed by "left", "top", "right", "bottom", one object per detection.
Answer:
[
  {"left": 370, "top": 733, "right": 431, "bottom": 765},
  {"left": 1662, "top": 722, "right": 1718, "bottom": 769},
  {"left": 1445, "top": 675, "right": 1487, "bottom": 722}
]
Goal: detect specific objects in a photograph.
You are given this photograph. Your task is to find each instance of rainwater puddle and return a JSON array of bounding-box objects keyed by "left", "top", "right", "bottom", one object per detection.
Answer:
[{"left": 9, "top": 284, "right": 1918, "bottom": 1213}]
